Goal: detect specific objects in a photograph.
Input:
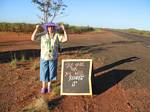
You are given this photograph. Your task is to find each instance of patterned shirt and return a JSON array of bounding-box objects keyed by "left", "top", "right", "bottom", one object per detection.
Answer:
[{"left": 35, "top": 32, "right": 62, "bottom": 60}]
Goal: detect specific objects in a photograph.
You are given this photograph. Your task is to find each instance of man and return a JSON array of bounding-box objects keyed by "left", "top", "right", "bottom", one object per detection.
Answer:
[{"left": 31, "top": 23, "right": 68, "bottom": 93}]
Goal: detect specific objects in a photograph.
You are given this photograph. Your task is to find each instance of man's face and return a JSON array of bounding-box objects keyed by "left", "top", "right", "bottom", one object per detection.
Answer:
[{"left": 47, "top": 26, "right": 55, "bottom": 33}]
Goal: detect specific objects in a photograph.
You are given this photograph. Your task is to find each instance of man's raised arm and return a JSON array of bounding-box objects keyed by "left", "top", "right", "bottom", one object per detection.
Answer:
[
  {"left": 60, "top": 24, "right": 68, "bottom": 42},
  {"left": 31, "top": 25, "right": 39, "bottom": 41}
]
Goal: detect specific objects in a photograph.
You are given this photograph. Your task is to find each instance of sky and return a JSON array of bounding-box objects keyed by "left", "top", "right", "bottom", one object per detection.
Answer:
[{"left": 0, "top": 0, "right": 150, "bottom": 30}]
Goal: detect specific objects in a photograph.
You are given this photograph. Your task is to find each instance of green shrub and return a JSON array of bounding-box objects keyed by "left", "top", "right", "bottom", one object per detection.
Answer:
[
  {"left": 115, "top": 28, "right": 150, "bottom": 37},
  {"left": 0, "top": 22, "right": 95, "bottom": 34}
]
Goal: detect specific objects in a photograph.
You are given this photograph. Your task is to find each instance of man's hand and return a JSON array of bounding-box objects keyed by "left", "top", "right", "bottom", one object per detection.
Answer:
[
  {"left": 36, "top": 25, "right": 40, "bottom": 29},
  {"left": 59, "top": 23, "right": 68, "bottom": 42},
  {"left": 60, "top": 24, "right": 65, "bottom": 31}
]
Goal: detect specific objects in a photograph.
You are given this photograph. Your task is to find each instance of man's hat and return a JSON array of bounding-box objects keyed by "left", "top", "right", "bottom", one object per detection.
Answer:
[{"left": 41, "top": 22, "right": 59, "bottom": 32}]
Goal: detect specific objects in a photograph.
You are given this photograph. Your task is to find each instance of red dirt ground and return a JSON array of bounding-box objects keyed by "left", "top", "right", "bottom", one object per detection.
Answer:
[{"left": 0, "top": 30, "right": 150, "bottom": 112}]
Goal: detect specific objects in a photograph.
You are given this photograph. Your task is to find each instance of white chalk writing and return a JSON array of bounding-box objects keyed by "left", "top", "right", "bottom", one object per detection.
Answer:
[{"left": 64, "top": 62, "right": 86, "bottom": 87}]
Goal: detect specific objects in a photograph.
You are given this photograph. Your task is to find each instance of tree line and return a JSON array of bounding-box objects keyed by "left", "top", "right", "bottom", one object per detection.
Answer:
[{"left": 0, "top": 22, "right": 95, "bottom": 34}]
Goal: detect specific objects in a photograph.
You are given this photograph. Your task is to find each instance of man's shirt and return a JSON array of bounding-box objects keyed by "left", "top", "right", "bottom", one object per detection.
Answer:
[{"left": 35, "top": 32, "right": 62, "bottom": 60}]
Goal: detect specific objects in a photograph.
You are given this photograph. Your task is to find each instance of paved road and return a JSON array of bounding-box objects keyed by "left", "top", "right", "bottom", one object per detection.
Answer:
[
  {"left": 68, "top": 30, "right": 150, "bottom": 111},
  {"left": 94, "top": 30, "right": 150, "bottom": 111},
  {"left": 108, "top": 29, "right": 150, "bottom": 47}
]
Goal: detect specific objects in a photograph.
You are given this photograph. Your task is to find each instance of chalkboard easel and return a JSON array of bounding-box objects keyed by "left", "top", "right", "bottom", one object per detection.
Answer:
[{"left": 61, "top": 59, "right": 92, "bottom": 95}]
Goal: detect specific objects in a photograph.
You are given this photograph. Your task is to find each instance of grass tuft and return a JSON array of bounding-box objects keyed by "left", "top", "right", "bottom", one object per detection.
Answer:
[
  {"left": 29, "top": 57, "right": 33, "bottom": 61},
  {"left": 31, "top": 60, "right": 40, "bottom": 70},
  {"left": 52, "top": 85, "right": 60, "bottom": 96},
  {"left": 20, "top": 54, "right": 26, "bottom": 62},
  {"left": 10, "top": 58, "right": 17, "bottom": 68},
  {"left": 22, "top": 96, "right": 50, "bottom": 112}
]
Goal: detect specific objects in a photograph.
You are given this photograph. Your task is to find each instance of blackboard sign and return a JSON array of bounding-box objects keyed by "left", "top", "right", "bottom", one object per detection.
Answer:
[{"left": 60, "top": 59, "right": 92, "bottom": 95}]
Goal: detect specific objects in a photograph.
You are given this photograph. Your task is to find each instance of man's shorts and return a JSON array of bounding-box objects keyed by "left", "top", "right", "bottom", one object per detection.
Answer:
[{"left": 40, "top": 59, "right": 57, "bottom": 82}]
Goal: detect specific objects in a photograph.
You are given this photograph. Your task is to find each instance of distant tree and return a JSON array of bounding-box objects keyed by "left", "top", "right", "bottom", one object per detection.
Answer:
[{"left": 32, "top": 0, "right": 67, "bottom": 23}]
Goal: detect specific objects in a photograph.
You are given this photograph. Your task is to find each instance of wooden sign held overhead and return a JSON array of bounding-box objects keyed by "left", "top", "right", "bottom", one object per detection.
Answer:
[{"left": 61, "top": 59, "right": 92, "bottom": 95}]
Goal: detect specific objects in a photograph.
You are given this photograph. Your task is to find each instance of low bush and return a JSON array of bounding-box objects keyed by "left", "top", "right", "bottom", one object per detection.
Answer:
[
  {"left": 0, "top": 22, "right": 95, "bottom": 34},
  {"left": 117, "top": 28, "right": 150, "bottom": 37}
]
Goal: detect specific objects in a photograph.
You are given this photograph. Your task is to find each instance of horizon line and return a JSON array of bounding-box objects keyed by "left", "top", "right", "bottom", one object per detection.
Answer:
[{"left": 0, "top": 21, "right": 150, "bottom": 31}]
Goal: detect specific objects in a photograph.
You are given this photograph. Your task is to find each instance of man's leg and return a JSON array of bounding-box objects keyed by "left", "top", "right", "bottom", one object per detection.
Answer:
[
  {"left": 49, "top": 60, "right": 57, "bottom": 81},
  {"left": 48, "top": 81, "right": 51, "bottom": 92},
  {"left": 48, "top": 81, "right": 51, "bottom": 88},
  {"left": 48, "top": 59, "right": 57, "bottom": 92},
  {"left": 42, "top": 81, "right": 46, "bottom": 89},
  {"left": 40, "top": 59, "right": 49, "bottom": 93},
  {"left": 40, "top": 81, "right": 47, "bottom": 93}
]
